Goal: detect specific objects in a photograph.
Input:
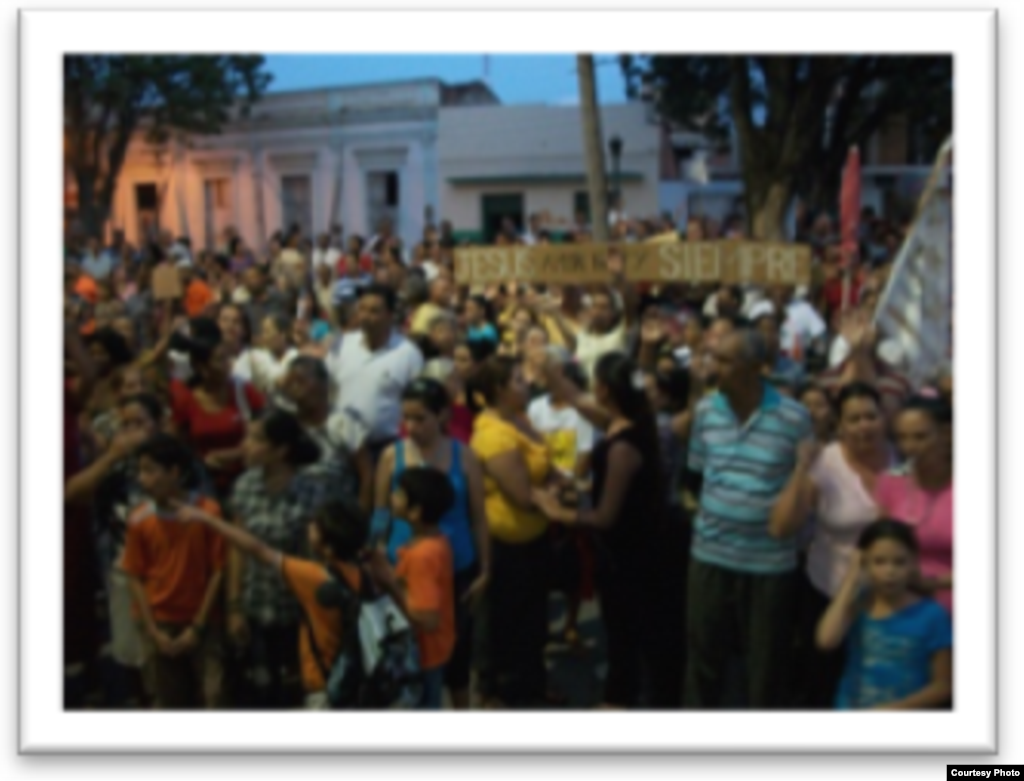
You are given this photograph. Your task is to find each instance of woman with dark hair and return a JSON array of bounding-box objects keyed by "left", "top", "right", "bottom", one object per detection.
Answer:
[
  {"left": 372, "top": 377, "right": 490, "bottom": 709},
  {"left": 770, "top": 381, "right": 895, "bottom": 708},
  {"left": 797, "top": 382, "right": 837, "bottom": 444},
  {"left": 83, "top": 327, "right": 136, "bottom": 418},
  {"left": 470, "top": 356, "right": 554, "bottom": 708},
  {"left": 226, "top": 409, "right": 328, "bottom": 709},
  {"left": 875, "top": 397, "right": 953, "bottom": 616},
  {"left": 465, "top": 294, "right": 498, "bottom": 346},
  {"left": 215, "top": 302, "right": 259, "bottom": 383},
  {"left": 534, "top": 352, "right": 684, "bottom": 709},
  {"left": 170, "top": 319, "right": 265, "bottom": 498}
]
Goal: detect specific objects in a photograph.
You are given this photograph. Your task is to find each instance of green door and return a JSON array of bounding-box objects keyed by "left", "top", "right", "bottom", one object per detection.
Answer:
[{"left": 481, "top": 193, "right": 524, "bottom": 243}]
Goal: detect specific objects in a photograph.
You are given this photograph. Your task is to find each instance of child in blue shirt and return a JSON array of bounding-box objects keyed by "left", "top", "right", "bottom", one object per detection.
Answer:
[{"left": 817, "top": 519, "right": 953, "bottom": 710}]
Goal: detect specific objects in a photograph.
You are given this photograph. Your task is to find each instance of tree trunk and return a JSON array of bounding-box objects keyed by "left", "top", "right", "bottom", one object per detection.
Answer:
[
  {"left": 577, "top": 55, "right": 610, "bottom": 243},
  {"left": 746, "top": 177, "right": 794, "bottom": 241},
  {"left": 75, "top": 169, "right": 111, "bottom": 242}
]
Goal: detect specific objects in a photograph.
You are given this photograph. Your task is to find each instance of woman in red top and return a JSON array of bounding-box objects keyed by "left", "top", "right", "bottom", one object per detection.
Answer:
[{"left": 171, "top": 319, "right": 264, "bottom": 498}]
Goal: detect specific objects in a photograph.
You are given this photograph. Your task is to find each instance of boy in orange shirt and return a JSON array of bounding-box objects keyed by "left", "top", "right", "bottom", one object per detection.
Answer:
[
  {"left": 367, "top": 466, "right": 456, "bottom": 710},
  {"left": 121, "top": 434, "right": 226, "bottom": 709},
  {"left": 173, "top": 493, "right": 369, "bottom": 710}
]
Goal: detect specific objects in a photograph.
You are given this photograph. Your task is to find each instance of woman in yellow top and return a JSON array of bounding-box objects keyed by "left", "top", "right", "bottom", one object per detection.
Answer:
[{"left": 470, "top": 355, "right": 555, "bottom": 709}]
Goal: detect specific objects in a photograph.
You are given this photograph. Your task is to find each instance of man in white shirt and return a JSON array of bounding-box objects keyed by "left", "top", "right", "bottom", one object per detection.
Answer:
[
  {"left": 325, "top": 284, "right": 424, "bottom": 461},
  {"left": 312, "top": 233, "right": 341, "bottom": 273},
  {"left": 574, "top": 288, "right": 630, "bottom": 380}
]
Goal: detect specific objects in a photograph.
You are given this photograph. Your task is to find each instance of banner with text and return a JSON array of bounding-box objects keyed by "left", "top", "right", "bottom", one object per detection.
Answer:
[
  {"left": 454, "top": 242, "right": 812, "bottom": 286},
  {"left": 872, "top": 137, "right": 953, "bottom": 387}
]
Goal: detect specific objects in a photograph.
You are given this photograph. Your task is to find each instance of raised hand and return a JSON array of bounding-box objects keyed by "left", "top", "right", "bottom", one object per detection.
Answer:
[
  {"left": 641, "top": 313, "right": 666, "bottom": 345},
  {"left": 109, "top": 427, "right": 149, "bottom": 460}
]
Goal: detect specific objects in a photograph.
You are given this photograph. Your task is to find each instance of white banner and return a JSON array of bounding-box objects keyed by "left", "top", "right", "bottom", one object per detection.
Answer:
[{"left": 873, "top": 139, "right": 953, "bottom": 388}]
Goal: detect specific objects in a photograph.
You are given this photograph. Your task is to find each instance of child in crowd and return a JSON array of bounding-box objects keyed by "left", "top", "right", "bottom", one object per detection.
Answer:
[
  {"left": 816, "top": 519, "right": 952, "bottom": 710},
  {"left": 367, "top": 466, "right": 456, "bottom": 710},
  {"left": 527, "top": 359, "right": 595, "bottom": 650},
  {"left": 173, "top": 493, "right": 370, "bottom": 710},
  {"left": 121, "top": 434, "right": 226, "bottom": 709}
]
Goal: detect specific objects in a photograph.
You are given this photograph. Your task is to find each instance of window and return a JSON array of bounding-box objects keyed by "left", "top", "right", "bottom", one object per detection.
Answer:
[
  {"left": 573, "top": 191, "right": 590, "bottom": 223},
  {"left": 367, "top": 171, "right": 400, "bottom": 236},
  {"left": 135, "top": 183, "right": 160, "bottom": 243},
  {"left": 204, "top": 178, "right": 233, "bottom": 251},
  {"left": 281, "top": 175, "right": 313, "bottom": 238},
  {"left": 136, "top": 183, "right": 158, "bottom": 210},
  {"left": 385, "top": 172, "right": 399, "bottom": 207}
]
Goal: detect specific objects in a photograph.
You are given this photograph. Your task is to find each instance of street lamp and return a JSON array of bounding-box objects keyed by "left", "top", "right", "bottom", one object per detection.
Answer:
[{"left": 608, "top": 135, "right": 623, "bottom": 212}]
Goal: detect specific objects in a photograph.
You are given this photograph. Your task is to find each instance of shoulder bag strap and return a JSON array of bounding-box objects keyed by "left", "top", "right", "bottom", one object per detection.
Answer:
[{"left": 298, "top": 604, "right": 331, "bottom": 684}]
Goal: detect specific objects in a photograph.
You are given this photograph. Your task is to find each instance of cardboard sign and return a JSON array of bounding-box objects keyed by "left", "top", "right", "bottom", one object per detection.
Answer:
[
  {"left": 624, "top": 241, "right": 812, "bottom": 285},
  {"left": 454, "top": 241, "right": 812, "bottom": 286},
  {"left": 151, "top": 263, "right": 183, "bottom": 300},
  {"left": 454, "top": 245, "right": 611, "bottom": 285}
]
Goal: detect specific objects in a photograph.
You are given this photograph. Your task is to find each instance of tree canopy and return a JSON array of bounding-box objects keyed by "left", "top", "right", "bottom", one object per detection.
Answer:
[
  {"left": 620, "top": 55, "right": 952, "bottom": 239},
  {"left": 64, "top": 55, "right": 272, "bottom": 241}
]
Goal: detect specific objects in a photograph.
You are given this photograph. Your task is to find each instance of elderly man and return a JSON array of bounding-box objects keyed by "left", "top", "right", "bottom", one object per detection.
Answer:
[
  {"left": 684, "top": 329, "right": 812, "bottom": 709},
  {"left": 325, "top": 284, "right": 423, "bottom": 463},
  {"left": 283, "top": 356, "right": 372, "bottom": 510}
]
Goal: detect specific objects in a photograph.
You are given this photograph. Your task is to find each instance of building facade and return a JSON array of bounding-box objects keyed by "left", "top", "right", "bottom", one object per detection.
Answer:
[
  {"left": 438, "top": 103, "right": 661, "bottom": 242},
  {"left": 107, "top": 78, "right": 498, "bottom": 253}
]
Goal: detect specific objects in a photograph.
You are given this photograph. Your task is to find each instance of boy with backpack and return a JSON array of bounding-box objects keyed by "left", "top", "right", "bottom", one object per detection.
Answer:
[
  {"left": 171, "top": 492, "right": 370, "bottom": 709},
  {"left": 367, "top": 466, "right": 457, "bottom": 710}
]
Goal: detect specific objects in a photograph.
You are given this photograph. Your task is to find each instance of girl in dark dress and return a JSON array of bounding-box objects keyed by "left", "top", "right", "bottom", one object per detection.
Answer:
[{"left": 533, "top": 352, "right": 685, "bottom": 709}]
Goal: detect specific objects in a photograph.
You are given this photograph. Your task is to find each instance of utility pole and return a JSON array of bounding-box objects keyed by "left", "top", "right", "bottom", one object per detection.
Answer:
[{"left": 577, "top": 54, "right": 609, "bottom": 242}]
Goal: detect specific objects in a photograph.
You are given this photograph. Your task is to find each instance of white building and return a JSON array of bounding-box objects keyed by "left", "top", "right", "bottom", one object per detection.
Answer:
[
  {"left": 107, "top": 78, "right": 497, "bottom": 253},
  {"left": 438, "top": 103, "right": 661, "bottom": 242}
]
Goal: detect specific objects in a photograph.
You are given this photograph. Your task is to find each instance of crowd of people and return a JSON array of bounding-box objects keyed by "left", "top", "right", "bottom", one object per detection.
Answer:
[{"left": 62, "top": 203, "right": 954, "bottom": 712}]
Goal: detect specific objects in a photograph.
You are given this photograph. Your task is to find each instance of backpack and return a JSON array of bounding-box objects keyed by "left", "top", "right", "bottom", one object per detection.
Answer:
[{"left": 301, "top": 564, "right": 423, "bottom": 709}]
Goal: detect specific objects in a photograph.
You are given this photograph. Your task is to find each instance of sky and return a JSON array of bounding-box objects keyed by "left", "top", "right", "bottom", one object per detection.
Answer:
[{"left": 261, "top": 54, "right": 630, "bottom": 106}]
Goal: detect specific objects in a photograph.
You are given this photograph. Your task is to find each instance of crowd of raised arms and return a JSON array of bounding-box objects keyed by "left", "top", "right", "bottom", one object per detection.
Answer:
[{"left": 62, "top": 204, "right": 953, "bottom": 712}]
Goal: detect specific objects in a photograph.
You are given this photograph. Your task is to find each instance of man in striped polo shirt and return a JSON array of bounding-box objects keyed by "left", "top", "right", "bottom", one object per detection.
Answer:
[{"left": 684, "top": 329, "right": 812, "bottom": 709}]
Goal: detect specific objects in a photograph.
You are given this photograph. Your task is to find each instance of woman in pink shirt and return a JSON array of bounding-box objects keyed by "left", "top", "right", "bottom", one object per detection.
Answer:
[
  {"left": 771, "top": 382, "right": 894, "bottom": 708},
  {"left": 876, "top": 397, "right": 953, "bottom": 615}
]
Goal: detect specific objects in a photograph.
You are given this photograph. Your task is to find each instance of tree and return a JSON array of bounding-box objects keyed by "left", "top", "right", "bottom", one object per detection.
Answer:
[
  {"left": 577, "top": 55, "right": 610, "bottom": 243},
  {"left": 620, "top": 55, "right": 952, "bottom": 240},
  {"left": 64, "top": 55, "right": 272, "bottom": 241}
]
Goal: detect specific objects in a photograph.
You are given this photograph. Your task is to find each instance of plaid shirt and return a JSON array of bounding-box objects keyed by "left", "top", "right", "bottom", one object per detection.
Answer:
[{"left": 229, "top": 464, "right": 334, "bottom": 626}]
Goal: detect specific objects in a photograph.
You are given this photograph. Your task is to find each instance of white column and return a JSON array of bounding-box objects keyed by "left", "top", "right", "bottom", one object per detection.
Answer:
[
  {"left": 174, "top": 142, "right": 190, "bottom": 239},
  {"left": 422, "top": 130, "right": 439, "bottom": 227},
  {"left": 344, "top": 145, "right": 366, "bottom": 239},
  {"left": 327, "top": 142, "right": 344, "bottom": 234}
]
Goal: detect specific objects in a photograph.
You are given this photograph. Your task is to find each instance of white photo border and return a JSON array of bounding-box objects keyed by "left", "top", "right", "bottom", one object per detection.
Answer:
[{"left": 21, "top": 7, "right": 996, "bottom": 754}]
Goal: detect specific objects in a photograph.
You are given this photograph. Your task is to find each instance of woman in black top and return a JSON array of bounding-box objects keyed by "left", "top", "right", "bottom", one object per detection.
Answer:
[{"left": 534, "top": 352, "right": 684, "bottom": 709}]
